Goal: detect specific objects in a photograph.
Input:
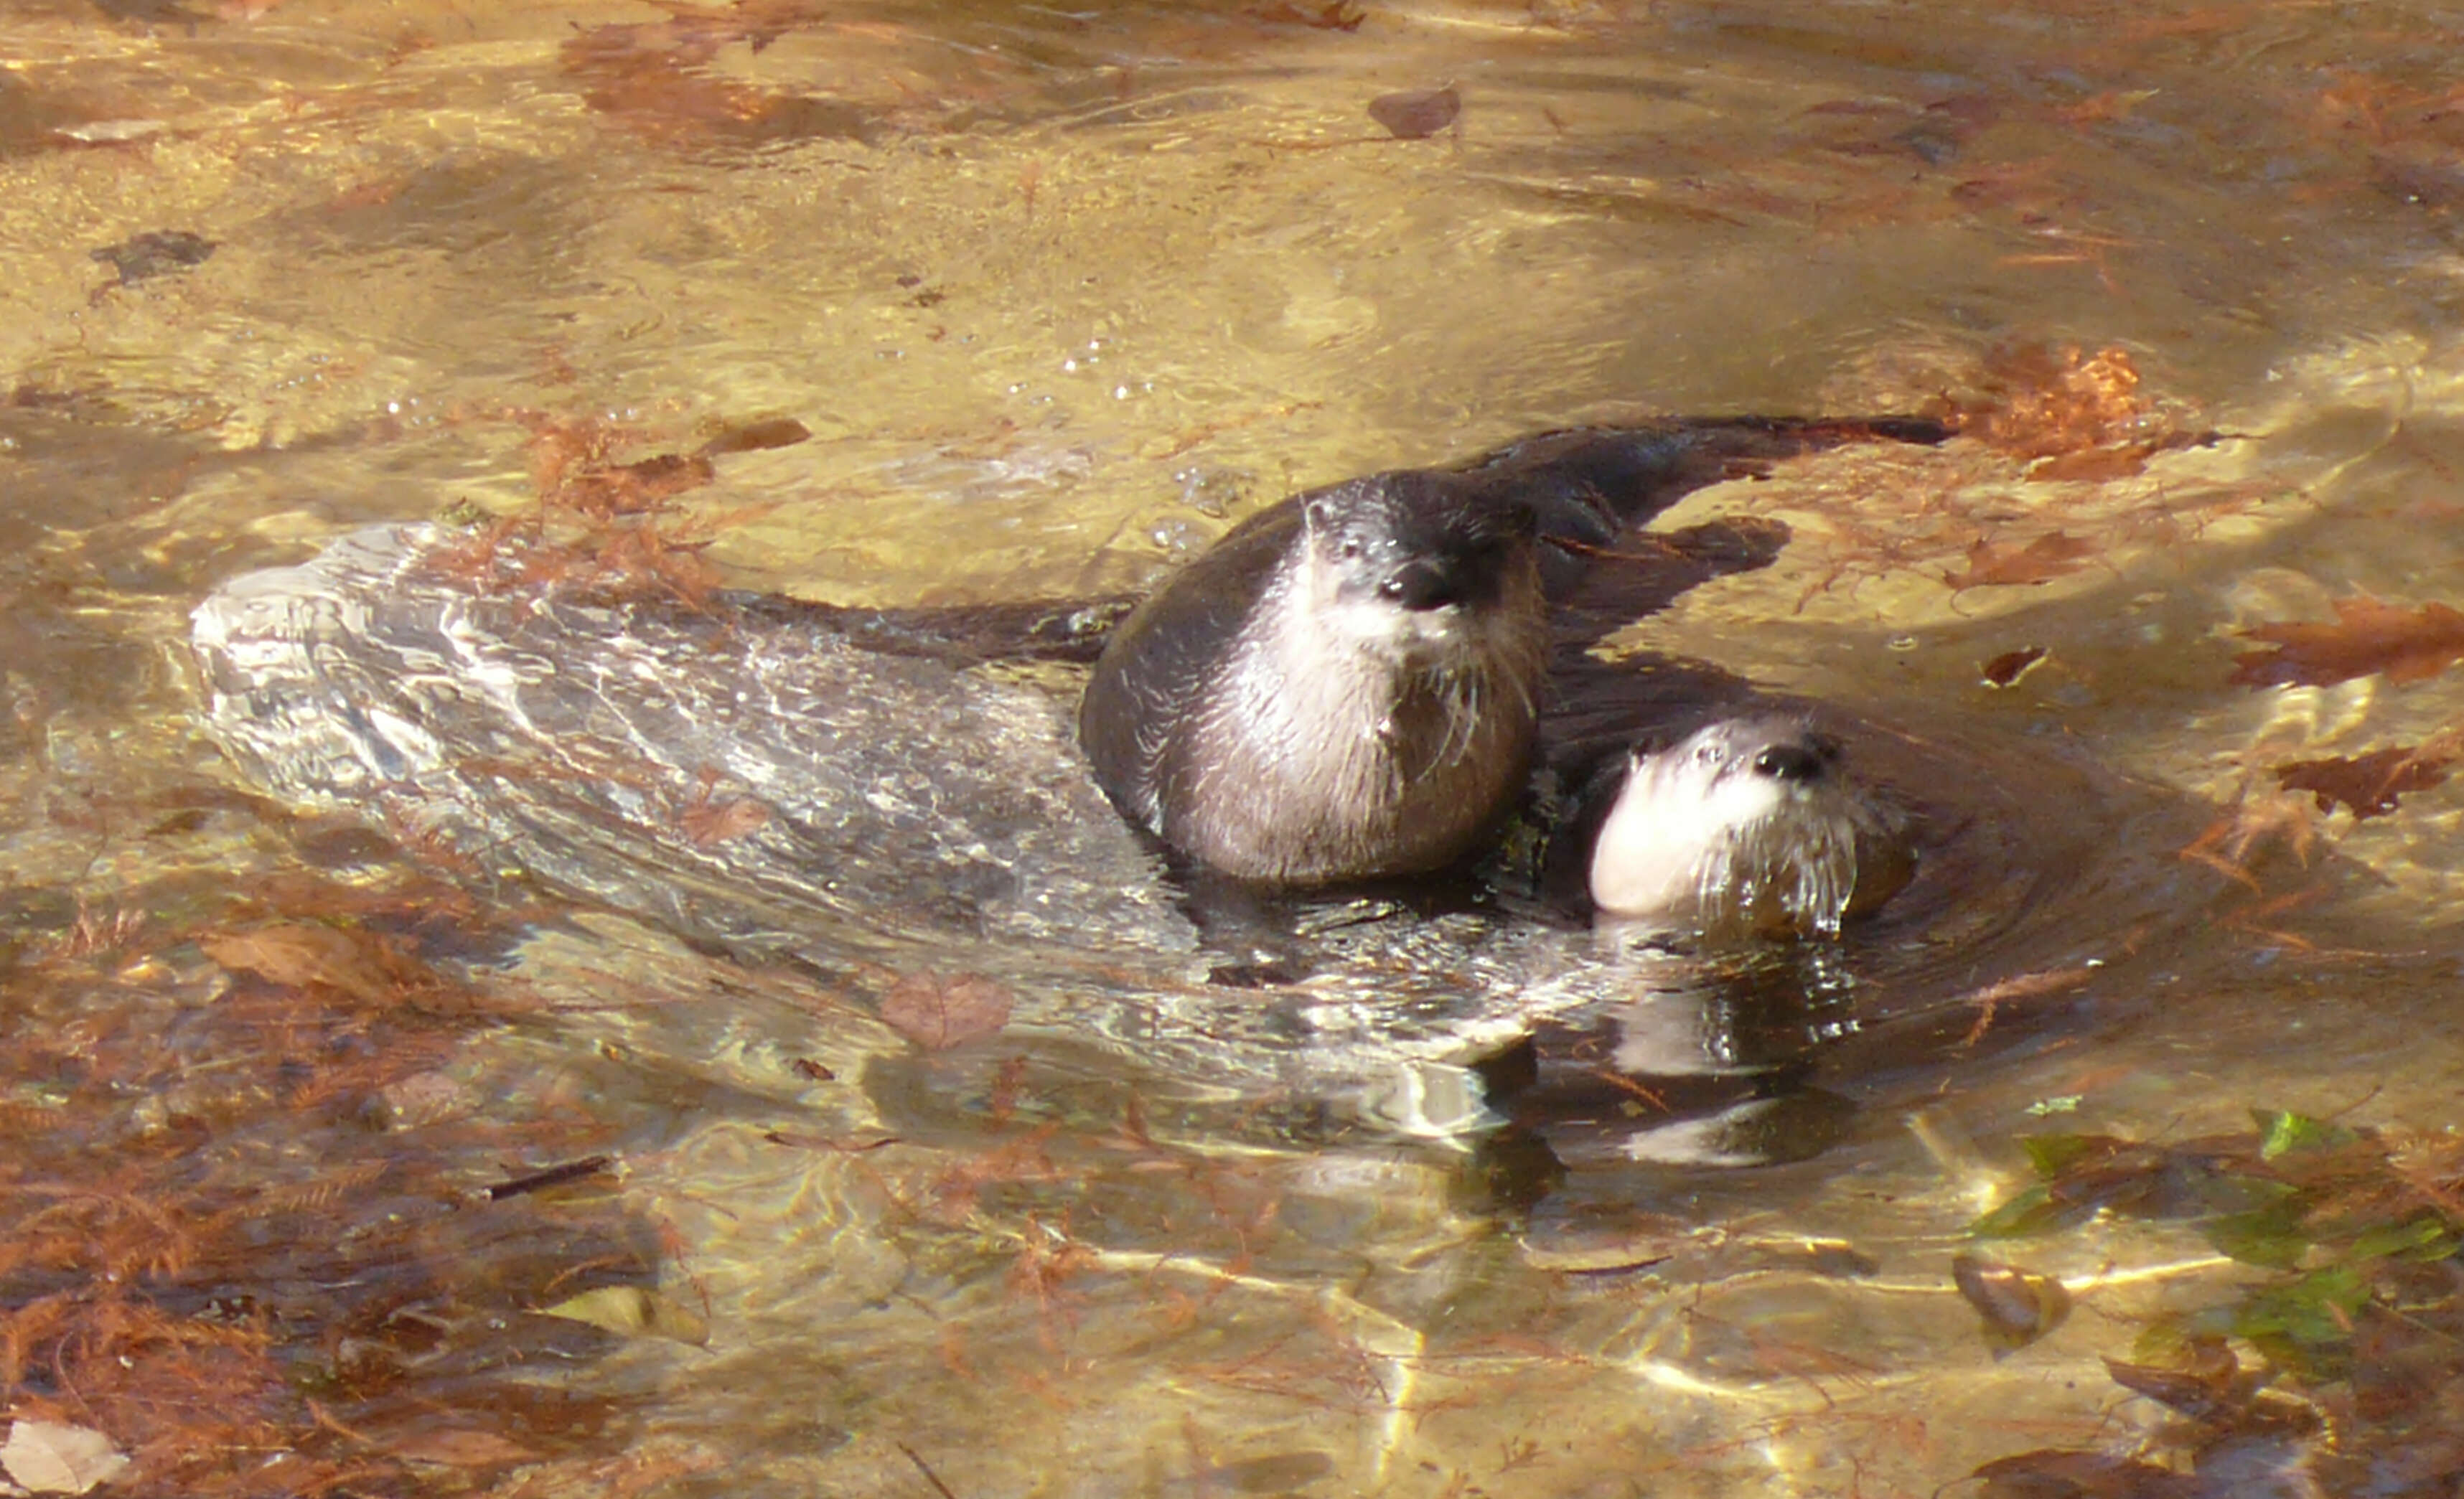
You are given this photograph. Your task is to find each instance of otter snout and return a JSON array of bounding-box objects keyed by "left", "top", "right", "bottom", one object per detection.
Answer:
[
  {"left": 1752, "top": 740, "right": 1834, "bottom": 784},
  {"left": 1379, "top": 557, "right": 1472, "bottom": 611}
]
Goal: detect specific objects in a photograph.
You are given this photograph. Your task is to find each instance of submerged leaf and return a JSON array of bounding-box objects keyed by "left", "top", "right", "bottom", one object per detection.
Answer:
[
  {"left": 540, "top": 1285, "right": 711, "bottom": 1347},
  {"left": 1969, "top": 1183, "right": 2089, "bottom": 1239},
  {"left": 2275, "top": 744, "right": 2457, "bottom": 818},
  {"left": 200, "top": 922, "right": 408, "bottom": 1005},
  {"left": 1, "top": 1420, "right": 131, "bottom": 1495},
  {"left": 1971, "top": 1448, "right": 2198, "bottom": 1498},
  {"left": 2204, "top": 1190, "right": 2312, "bottom": 1269},
  {"left": 2231, "top": 597, "right": 2464, "bottom": 689},
  {"left": 2252, "top": 1109, "right": 2359, "bottom": 1160},
  {"left": 881, "top": 970, "right": 1013, "bottom": 1049},
  {"left": 1944, "top": 531, "right": 2097, "bottom": 590},
  {"left": 1368, "top": 86, "right": 1460, "bottom": 139}
]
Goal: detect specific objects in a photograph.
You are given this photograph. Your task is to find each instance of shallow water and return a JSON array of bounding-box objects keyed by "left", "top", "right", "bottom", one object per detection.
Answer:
[{"left": 8, "top": 0, "right": 2464, "bottom": 1494}]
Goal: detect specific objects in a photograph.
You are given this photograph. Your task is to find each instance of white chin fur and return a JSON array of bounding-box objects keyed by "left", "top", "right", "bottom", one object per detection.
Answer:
[{"left": 1587, "top": 730, "right": 1865, "bottom": 939}]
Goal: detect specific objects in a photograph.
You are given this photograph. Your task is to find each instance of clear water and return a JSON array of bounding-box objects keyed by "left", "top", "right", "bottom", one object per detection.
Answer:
[{"left": 7, "top": 1, "right": 2464, "bottom": 1493}]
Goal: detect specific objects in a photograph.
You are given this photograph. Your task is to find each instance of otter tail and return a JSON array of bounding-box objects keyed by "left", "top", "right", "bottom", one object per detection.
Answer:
[{"left": 1453, "top": 414, "right": 1951, "bottom": 601}]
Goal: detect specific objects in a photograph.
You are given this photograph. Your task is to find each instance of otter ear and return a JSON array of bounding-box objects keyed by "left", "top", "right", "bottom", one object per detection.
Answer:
[{"left": 1303, "top": 497, "right": 1335, "bottom": 535}]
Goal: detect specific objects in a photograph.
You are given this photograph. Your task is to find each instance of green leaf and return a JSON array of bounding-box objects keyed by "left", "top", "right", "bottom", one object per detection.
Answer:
[
  {"left": 2346, "top": 1213, "right": 2458, "bottom": 1263},
  {"left": 2230, "top": 1264, "right": 2371, "bottom": 1348},
  {"left": 1969, "top": 1184, "right": 2091, "bottom": 1239},
  {"left": 2205, "top": 1196, "right": 2313, "bottom": 1269},
  {"left": 2019, "top": 1133, "right": 2105, "bottom": 1179},
  {"left": 2252, "top": 1110, "right": 2357, "bottom": 1161}
]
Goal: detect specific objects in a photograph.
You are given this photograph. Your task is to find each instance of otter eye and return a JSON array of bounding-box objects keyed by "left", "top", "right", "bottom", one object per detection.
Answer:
[{"left": 1340, "top": 537, "right": 1364, "bottom": 561}]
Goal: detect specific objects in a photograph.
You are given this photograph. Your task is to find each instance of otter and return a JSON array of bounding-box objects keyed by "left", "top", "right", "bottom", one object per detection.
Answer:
[
  {"left": 202, "top": 416, "right": 2183, "bottom": 1171},
  {"left": 1079, "top": 471, "right": 1547, "bottom": 885},
  {"left": 1554, "top": 713, "right": 1912, "bottom": 939},
  {"left": 1079, "top": 415, "right": 1949, "bottom": 885}
]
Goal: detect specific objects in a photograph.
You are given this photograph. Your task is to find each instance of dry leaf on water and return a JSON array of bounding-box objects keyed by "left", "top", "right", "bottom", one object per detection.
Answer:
[
  {"left": 881, "top": 971, "right": 1013, "bottom": 1049},
  {"left": 2231, "top": 597, "right": 2464, "bottom": 688},
  {"left": 1369, "top": 87, "right": 1459, "bottom": 139},
  {"left": 2275, "top": 743, "right": 2459, "bottom": 818},
  {"left": 539, "top": 1285, "right": 711, "bottom": 1347},
  {"left": 1943, "top": 532, "right": 2097, "bottom": 591},
  {"left": 1, "top": 1420, "right": 131, "bottom": 1495},
  {"left": 200, "top": 922, "right": 408, "bottom": 1005}
]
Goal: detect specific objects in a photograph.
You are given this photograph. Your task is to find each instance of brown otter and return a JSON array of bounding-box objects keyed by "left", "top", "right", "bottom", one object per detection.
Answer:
[
  {"left": 1555, "top": 713, "right": 1912, "bottom": 939},
  {"left": 1079, "top": 471, "right": 1547, "bottom": 885},
  {"left": 1079, "top": 417, "right": 1949, "bottom": 886}
]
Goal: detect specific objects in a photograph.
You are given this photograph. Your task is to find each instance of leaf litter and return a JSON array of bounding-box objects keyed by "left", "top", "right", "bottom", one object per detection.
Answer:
[
  {"left": 1963, "top": 1109, "right": 2464, "bottom": 1495},
  {"left": 1, "top": 845, "right": 683, "bottom": 1495}
]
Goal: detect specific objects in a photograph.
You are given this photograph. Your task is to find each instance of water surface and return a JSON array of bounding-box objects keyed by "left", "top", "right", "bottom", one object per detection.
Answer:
[{"left": 7, "top": 1, "right": 2464, "bottom": 1493}]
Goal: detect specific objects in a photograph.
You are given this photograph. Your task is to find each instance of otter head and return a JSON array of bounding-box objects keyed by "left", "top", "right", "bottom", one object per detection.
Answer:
[
  {"left": 1585, "top": 715, "right": 1905, "bottom": 939},
  {"left": 1296, "top": 474, "right": 1542, "bottom": 669}
]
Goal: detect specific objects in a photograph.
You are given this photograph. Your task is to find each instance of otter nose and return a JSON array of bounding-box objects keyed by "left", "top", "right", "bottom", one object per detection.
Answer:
[
  {"left": 1378, "top": 558, "right": 1461, "bottom": 611},
  {"left": 1753, "top": 743, "right": 1828, "bottom": 782}
]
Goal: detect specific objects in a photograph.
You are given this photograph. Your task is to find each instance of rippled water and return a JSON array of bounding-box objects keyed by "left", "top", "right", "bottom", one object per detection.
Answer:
[{"left": 8, "top": 1, "right": 2464, "bottom": 1494}]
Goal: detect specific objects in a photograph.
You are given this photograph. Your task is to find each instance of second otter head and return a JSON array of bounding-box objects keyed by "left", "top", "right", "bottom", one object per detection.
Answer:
[{"left": 1577, "top": 714, "right": 1910, "bottom": 939}]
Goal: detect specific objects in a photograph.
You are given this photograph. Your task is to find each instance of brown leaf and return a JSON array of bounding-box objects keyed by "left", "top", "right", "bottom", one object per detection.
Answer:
[
  {"left": 561, "top": 451, "right": 716, "bottom": 518},
  {"left": 200, "top": 923, "right": 411, "bottom": 1005},
  {"left": 383, "top": 1427, "right": 540, "bottom": 1468},
  {"left": 881, "top": 971, "right": 1012, "bottom": 1049},
  {"left": 1944, "top": 532, "right": 2097, "bottom": 590},
  {"left": 697, "top": 417, "right": 811, "bottom": 456},
  {"left": 678, "top": 793, "right": 771, "bottom": 847},
  {"left": 1369, "top": 86, "right": 1459, "bottom": 140},
  {"left": 2231, "top": 597, "right": 2464, "bottom": 688},
  {"left": 1952, "top": 343, "right": 2168, "bottom": 466},
  {"left": 1, "top": 1419, "right": 131, "bottom": 1495},
  {"left": 1980, "top": 645, "right": 2049, "bottom": 687},
  {"left": 1971, "top": 1449, "right": 2198, "bottom": 1498},
  {"left": 1245, "top": 1, "right": 1364, "bottom": 29},
  {"left": 2275, "top": 743, "right": 2458, "bottom": 818}
]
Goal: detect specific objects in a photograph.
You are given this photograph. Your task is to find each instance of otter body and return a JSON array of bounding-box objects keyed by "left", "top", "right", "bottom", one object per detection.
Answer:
[
  {"left": 1080, "top": 471, "right": 1546, "bottom": 884},
  {"left": 1081, "top": 415, "right": 1951, "bottom": 885}
]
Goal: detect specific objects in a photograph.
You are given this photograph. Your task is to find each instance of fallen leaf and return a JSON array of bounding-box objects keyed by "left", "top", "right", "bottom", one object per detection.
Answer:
[
  {"left": 881, "top": 970, "right": 1012, "bottom": 1049},
  {"left": 89, "top": 229, "right": 215, "bottom": 288},
  {"left": 383, "top": 1428, "right": 540, "bottom": 1468},
  {"left": 1970, "top": 1449, "right": 2198, "bottom": 1498},
  {"left": 698, "top": 417, "right": 811, "bottom": 456},
  {"left": 678, "top": 791, "right": 771, "bottom": 846},
  {"left": 539, "top": 1285, "right": 711, "bottom": 1347},
  {"left": 1245, "top": 1, "right": 1364, "bottom": 29},
  {"left": 1980, "top": 645, "right": 2049, "bottom": 687},
  {"left": 200, "top": 923, "right": 408, "bottom": 1005},
  {"left": 1944, "top": 532, "right": 2097, "bottom": 590},
  {"left": 1, "top": 1420, "right": 131, "bottom": 1495},
  {"left": 2275, "top": 743, "right": 2458, "bottom": 818},
  {"left": 560, "top": 451, "right": 716, "bottom": 517},
  {"left": 2232, "top": 597, "right": 2464, "bottom": 688},
  {"left": 1369, "top": 86, "right": 1459, "bottom": 139}
]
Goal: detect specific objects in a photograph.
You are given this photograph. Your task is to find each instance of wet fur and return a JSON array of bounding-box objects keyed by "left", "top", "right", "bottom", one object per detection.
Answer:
[
  {"left": 1081, "top": 471, "right": 1547, "bottom": 884},
  {"left": 1557, "top": 715, "right": 1907, "bottom": 937}
]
